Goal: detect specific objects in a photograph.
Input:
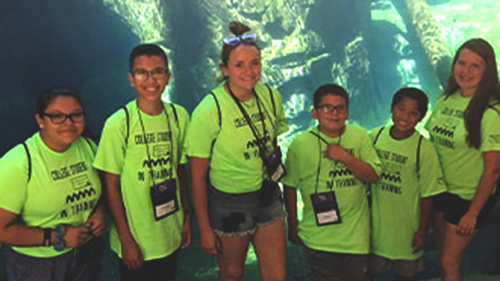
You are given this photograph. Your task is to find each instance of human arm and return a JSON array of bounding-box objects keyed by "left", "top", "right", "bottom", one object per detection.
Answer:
[
  {"left": 327, "top": 144, "right": 379, "bottom": 182},
  {"left": 190, "top": 157, "right": 220, "bottom": 255},
  {"left": 85, "top": 197, "right": 106, "bottom": 237},
  {"left": 283, "top": 185, "right": 303, "bottom": 245},
  {"left": 101, "top": 171, "right": 143, "bottom": 269},
  {"left": 412, "top": 197, "right": 433, "bottom": 253},
  {"left": 0, "top": 208, "right": 91, "bottom": 248},
  {"left": 177, "top": 164, "right": 192, "bottom": 249},
  {"left": 457, "top": 151, "right": 500, "bottom": 235}
]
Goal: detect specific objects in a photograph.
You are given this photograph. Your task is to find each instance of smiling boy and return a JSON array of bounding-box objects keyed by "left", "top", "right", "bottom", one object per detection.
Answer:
[{"left": 283, "top": 83, "right": 382, "bottom": 281}]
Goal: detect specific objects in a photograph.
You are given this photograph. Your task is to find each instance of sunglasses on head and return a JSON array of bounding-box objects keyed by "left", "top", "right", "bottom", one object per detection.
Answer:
[{"left": 223, "top": 34, "right": 257, "bottom": 46}]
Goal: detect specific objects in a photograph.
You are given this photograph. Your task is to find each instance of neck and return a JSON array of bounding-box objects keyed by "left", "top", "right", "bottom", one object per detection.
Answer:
[
  {"left": 319, "top": 125, "right": 345, "bottom": 138},
  {"left": 39, "top": 132, "right": 70, "bottom": 152},
  {"left": 225, "top": 83, "right": 253, "bottom": 101},
  {"left": 460, "top": 89, "right": 476, "bottom": 98},
  {"left": 137, "top": 99, "right": 164, "bottom": 115},
  {"left": 390, "top": 126, "right": 414, "bottom": 140}
]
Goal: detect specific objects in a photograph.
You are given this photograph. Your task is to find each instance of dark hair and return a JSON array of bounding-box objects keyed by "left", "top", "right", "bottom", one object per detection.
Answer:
[
  {"left": 219, "top": 21, "right": 261, "bottom": 69},
  {"left": 36, "top": 86, "right": 84, "bottom": 115},
  {"left": 129, "top": 44, "right": 169, "bottom": 72},
  {"left": 391, "top": 87, "right": 429, "bottom": 117},
  {"left": 36, "top": 86, "right": 98, "bottom": 140},
  {"left": 443, "top": 38, "right": 500, "bottom": 148},
  {"left": 313, "top": 84, "right": 349, "bottom": 109}
]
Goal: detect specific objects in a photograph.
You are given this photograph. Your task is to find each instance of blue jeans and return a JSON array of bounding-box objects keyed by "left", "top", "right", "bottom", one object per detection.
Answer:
[{"left": 4, "top": 238, "right": 103, "bottom": 281}]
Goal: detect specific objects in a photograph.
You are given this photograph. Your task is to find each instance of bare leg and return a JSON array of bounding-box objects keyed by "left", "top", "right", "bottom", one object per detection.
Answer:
[
  {"left": 440, "top": 222, "right": 476, "bottom": 281},
  {"left": 217, "top": 234, "right": 253, "bottom": 281},
  {"left": 252, "top": 220, "right": 287, "bottom": 281},
  {"left": 432, "top": 211, "right": 446, "bottom": 252}
]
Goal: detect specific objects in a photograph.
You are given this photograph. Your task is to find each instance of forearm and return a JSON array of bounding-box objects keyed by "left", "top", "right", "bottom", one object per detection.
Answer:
[
  {"left": 101, "top": 172, "right": 134, "bottom": 242},
  {"left": 340, "top": 154, "right": 379, "bottom": 182},
  {"left": 417, "top": 197, "right": 433, "bottom": 234},
  {"left": 0, "top": 221, "right": 55, "bottom": 247},
  {"left": 177, "top": 164, "right": 192, "bottom": 222},
  {"left": 283, "top": 186, "right": 299, "bottom": 228},
  {"left": 190, "top": 157, "right": 211, "bottom": 232}
]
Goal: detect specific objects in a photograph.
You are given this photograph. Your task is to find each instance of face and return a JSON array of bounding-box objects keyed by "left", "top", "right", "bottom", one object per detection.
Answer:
[
  {"left": 128, "top": 55, "right": 171, "bottom": 102},
  {"left": 312, "top": 94, "right": 348, "bottom": 137},
  {"left": 453, "top": 48, "right": 486, "bottom": 96},
  {"left": 36, "top": 96, "right": 85, "bottom": 152},
  {"left": 220, "top": 44, "right": 261, "bottom": 94},
  {"left": 391, "top": 97, "right": 422, "bottom": 138}
]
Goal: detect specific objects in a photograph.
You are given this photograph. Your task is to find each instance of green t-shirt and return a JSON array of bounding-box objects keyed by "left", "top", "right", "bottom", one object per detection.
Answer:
[
  {"left": 0, "top": 133, "right": 101, "bottom": 258},
  {"left": 185, "top": 82, "right": 289, "bottom": 193},
  {"left": 425, "top": 93, "right": 500, "bottom": 200},
  {"left": 369, "top": 126, "right": 447, "bottom": 260},
  {"left": 94, "top": 100, "right": 189, "bottom": 260},
  {"left": 282, "top": 125, "right": 382, "bottom": 254}
]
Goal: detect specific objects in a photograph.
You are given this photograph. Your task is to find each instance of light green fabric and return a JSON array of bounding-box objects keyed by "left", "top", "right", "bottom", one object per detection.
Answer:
[
  {"left": 185, "top": 82, "right": 289, "bottom": 193},
  {"left": 282, "top": 125, "right": 382, "bottom": 254},
  {"left": 425, "top": 93, "right": 500, "bottom": 200},
  {"left": 94, "top": 100, "right": 189, "bottom": 260},
  {"left": 369, "top": 127, "right": 447, "bottom": 260},
  {"left": 0, "top": 133, "right": 101, "bottom": 257}
]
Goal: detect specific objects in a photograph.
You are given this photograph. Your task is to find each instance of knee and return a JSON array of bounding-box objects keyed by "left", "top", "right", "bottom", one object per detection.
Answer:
[
  {"left": 261, "top": 268, "right": 286, "bottom": 281},
  {"left": 440, "top": 252, "right": 461, "bottom": 274},
  {"left": 219, "top": 266, "right": 245, "bottom": 281}
]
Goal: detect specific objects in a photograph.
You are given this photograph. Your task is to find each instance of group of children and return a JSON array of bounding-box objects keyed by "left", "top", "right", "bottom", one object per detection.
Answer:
[{"left": 1, "top": 20, "right": 499, "bottom": 281}]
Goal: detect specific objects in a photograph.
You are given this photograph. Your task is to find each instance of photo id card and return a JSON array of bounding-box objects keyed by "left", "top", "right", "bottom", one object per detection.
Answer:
[
  {"left": 310, "top": 191, "right": 342, "bottom": 226},
  {"left": 150, "top": 179, "right": 179, "bottom": 221},
  {"left": 266, "top": 146, "right": 287, "bottom": 182}
]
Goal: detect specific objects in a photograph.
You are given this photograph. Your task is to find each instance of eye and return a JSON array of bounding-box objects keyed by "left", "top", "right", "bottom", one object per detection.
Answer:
[
  {"left": 152, "top": 68, "right": 165, "bottom": 75},
  {"left": 251, "top": 60, "right": 261, "bottom": 66}
]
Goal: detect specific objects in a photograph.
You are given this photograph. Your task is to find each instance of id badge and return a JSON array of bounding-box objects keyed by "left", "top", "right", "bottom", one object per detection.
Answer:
[
  {"left": 150, "top": 179, "right": 179, "bottom": 221},
  {"left": 310, "top": 191, "right": 341, "bottom": 226},
  {"left": 266, "top": 146, "right": 287, "bottom": 182}
]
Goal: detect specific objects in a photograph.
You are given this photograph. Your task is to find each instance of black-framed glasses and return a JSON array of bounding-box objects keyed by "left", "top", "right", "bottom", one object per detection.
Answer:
[
  {"left": 223, "top": 33, "right": 257, "bottom": 46},
  {"left": 41, "top": 112, "right": 85, "bottom": 124},
  {"left": 132, "top": 68, "right": 168, "bottom": 81},
  {"left": 316, "top": 104, "right": 347, "bottom": 114}
]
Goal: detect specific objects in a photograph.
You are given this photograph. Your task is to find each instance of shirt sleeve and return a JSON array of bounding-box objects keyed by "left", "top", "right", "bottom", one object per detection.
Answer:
[
  {"left": 93, "top": 111, "right": 127, "bottom": 175},
  {"left": 480, "top": 107, "right": 500, "bottom": 152},
  {"left": 185, "top": 95, "right": 221, "bottom": 158},
  {"left": 271, "top": 87, "right": 290, "bottom": 137},
  {"left": 174, "top": 104, "right": 190, "bottom": 165},
  {"left": 0, "top": 145, "right": 29, "bottom": 214},
  {"left": 358, "top": 128, "right": 383, "bottom": 177},
  {"left": 282, "top": 135, "right": 301, "bottom": 188}
]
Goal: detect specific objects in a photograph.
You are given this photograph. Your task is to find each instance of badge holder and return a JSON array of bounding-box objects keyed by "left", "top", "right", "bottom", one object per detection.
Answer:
[
  {"left": 310, "top": 191, "right": 342, "bottom": 226},
  {"left": 150, "top": 179, "right": 179, "bottom": 221},
  {"left": 266, "top": 146, "right": 287, "bottom": 183}
]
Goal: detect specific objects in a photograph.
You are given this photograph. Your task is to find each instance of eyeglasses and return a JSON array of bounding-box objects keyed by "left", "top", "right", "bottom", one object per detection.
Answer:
[
  {"left": 41, "top": 112, "right": 85, "bottom": 124},
  {"left": 132, "top": 68, "right": 168, "bottom": 81},
  {"left": 316, "top": 104, "right": 347, "bottom": 114},
  {"left": 223, "top": 34, "right": 257, "bottom": 46}
]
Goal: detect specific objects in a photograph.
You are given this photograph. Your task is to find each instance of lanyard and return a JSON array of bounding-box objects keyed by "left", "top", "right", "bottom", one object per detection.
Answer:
[
  {"left": 137, "top": 105, "right": 174, "bottom": 185},
  {"left": 227, "top": 83, "right": 271, "bottom": 161},
  {"left": 309, "top": 128, "right": 342, "bottom": 194}
]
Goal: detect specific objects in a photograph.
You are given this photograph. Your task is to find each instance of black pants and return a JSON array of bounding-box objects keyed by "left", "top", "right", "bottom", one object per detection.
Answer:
[{"left": 118, "top": 249, "right": 180, "bottom": 281}]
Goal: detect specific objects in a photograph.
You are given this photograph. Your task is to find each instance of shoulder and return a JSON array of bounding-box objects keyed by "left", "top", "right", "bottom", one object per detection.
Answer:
[
  {"left": 166, "top": 102, "right": 189, "bottom": 119},
  {"left": 103, "top": 102, "right": 132, "bottom": 129},
  {"left": 369, "top": 126, "right": 385, "bottom": 139},
  {"left": 346, "top": 124, "right": 369, "bottom": 136}
]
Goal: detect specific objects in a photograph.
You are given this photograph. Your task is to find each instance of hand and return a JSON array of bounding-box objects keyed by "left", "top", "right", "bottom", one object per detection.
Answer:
[
  {"left": 200, "top": 229, "right": 221, "bottom": 256},
  {"left": 457, "top": 212, "right": 477, "bottom": 235},
  {"left": 180, "top": 216, "right": 192, "bottom": 249},
  {"left": 63, "top": 226, "right": 92, "bottom": 248},
  {"left": 85, "top": 209, "right": 105, "bottom": 237},
  {"left": 287, "top": 226, "right": 303, "bottom": 246},
  {"left": 411, "top": 231, "right": 427, "bottom": 254},
  {"left": 327, "top": 144, "right": 349, "bottom": 162},
  {"left": 121, "top": 237, "right": 144, "bottom": 270}
]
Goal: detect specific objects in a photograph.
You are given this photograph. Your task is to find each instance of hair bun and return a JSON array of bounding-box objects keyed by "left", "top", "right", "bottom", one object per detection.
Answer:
[{"left": 229, "top": 21, "right": 251, "bottom": 36}]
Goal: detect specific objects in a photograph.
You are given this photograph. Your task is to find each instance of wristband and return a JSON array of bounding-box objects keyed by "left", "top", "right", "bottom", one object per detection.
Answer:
[
  {"left": 43, "top": 228, "right": 52, "bottom": 247},
  {"left": 54, "top": 224, "right": 66, "bottom": 252}
]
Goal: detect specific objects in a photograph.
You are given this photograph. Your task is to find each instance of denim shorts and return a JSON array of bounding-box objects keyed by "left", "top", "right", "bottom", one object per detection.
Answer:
[{"left": 208, "top": 185, "right": 285, "bottom": 236}]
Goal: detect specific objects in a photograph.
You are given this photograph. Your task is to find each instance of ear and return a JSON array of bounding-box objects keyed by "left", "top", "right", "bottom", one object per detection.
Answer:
[
  {"left": 311, "top": 108, "right": 319, "bottom": 120},
  {"left": 35, "top": 114, "right": 44, "bottom": 129},
  {"left": 220, "top": 64, "right": 228, "bottom": 77},
  {"left": 127, "top": 73, "right": 135, "bottom": 87},
  {"left": 165, "top": 72, "right": 172, "bottom": 85}
]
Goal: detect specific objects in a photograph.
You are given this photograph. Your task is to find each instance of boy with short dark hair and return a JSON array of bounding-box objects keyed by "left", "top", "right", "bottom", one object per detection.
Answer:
[
  {"left": 367, "top": 87, "right": 447, "bottom": 281},
  {"left": 283, "top": 83, "right": 382, "bottom": 281},
  {"left": 94, "top": 44, "right": 192, "bottom": 281}
]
